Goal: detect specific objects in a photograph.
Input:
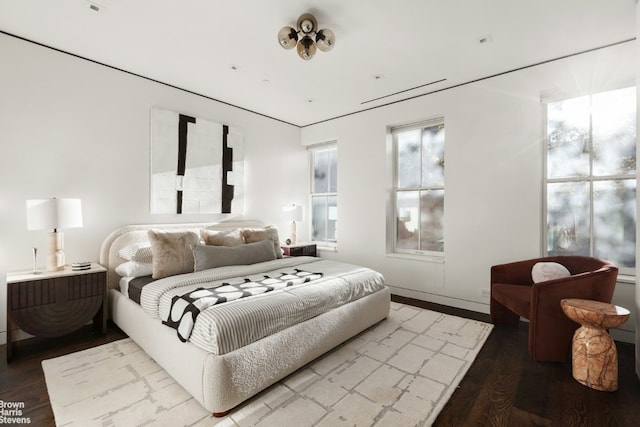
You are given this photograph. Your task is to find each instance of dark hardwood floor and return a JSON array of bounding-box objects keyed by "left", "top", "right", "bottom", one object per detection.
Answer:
[
  {"left": 0, "top": 324, "right": 127, "bottom": 427},
  {"left": 391, "top": 296, "right": 640, "bottom": 427},
  {"left": 1, "top": 296, "right": 638, "bottom": 426}
]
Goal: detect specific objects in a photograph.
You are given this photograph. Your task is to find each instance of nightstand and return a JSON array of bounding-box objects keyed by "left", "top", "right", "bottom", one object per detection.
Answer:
[
  {"left": 281, "top": 243, "right": 317, "bottom": 257},
  {"left": 6, "top": 263, "right": 107, "bottom": 362}
]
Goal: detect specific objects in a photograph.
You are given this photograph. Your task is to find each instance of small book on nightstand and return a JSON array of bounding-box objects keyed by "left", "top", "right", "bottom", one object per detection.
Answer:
[{"left": 71, "top": 261, "right": 92, "bottom": 271}]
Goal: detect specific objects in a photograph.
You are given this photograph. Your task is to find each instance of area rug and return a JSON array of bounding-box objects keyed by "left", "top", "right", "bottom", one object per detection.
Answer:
[{"left": 42, "top": 302, "right": 493, "bottom": 426}]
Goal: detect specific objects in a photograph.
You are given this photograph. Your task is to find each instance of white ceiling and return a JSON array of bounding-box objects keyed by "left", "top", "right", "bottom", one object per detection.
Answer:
[{"left": 0, "top": 0, "right": 636, "bottom": 127}]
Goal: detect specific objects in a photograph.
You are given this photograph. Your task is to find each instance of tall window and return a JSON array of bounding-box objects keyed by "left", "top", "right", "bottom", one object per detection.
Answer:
[
  {"left": 310, "top": 144, "right": 337, "bottom": 243},
  {"left": 392, "top": 119, "right": 445, "bottom": 255},
  {"left": 544, "top": 86, "right": 636, "bottom": 274}
]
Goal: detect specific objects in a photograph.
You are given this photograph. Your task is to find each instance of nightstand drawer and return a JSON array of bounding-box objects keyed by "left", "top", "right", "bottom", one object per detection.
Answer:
[
  {"left": 9, "top": 271, "right": 105, "bottom": 309},
  {"left": 282, "top": 243, "right": 317, "bottom": 257}
]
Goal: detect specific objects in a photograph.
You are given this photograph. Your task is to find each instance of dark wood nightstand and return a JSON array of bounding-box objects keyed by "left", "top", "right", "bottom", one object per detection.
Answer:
[
  {"left": 281, "top": 243, "right": 317, "bottom": 257},
  {"left": 6, "top": 263, "right": 107, "bottom": 362}
]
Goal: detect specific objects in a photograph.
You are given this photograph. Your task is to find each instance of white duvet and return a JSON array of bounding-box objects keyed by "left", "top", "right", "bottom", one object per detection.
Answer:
[{"left": 139, "top": 257, "right": 386, "bottom": 354}]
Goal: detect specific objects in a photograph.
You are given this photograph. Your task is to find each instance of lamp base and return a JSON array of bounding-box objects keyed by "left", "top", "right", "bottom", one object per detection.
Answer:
[
  {"left": 47, "top": 231, "right": 65, "bottom": 271},
  {"left": 290, "top": 221, "right": 297, "bottom": 245}
]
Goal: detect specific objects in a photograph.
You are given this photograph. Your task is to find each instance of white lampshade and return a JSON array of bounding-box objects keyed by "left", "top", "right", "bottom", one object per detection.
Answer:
[
  {"left": 282, "top": 204, "right": 304, "bottom": 222},
  {"left": 26, "top": 198, "right": 83, "bottom": 231},
  {"left": 26, "top": 198, "right": 83, "bottom": 272}
]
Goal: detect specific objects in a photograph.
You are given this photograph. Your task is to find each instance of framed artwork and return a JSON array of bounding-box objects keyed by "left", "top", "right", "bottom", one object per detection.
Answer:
[{"left": 150, "top": 107, "right": 244, "bottom": 214}]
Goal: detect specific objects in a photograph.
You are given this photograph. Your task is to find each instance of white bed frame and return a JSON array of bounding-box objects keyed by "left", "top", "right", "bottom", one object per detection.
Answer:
[{"left": 99, "top": 221, "right": 391, "bottom": 416}]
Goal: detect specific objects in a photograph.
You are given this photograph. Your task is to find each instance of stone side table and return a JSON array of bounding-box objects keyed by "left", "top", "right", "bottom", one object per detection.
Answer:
[{"left": 560, "top": 298, "right": 630, "bottom": 392}]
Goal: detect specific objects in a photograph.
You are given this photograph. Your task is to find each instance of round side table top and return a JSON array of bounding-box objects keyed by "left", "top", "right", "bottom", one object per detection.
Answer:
[{"left": 561, "top": 298, "right": 630, "bottom": 329}]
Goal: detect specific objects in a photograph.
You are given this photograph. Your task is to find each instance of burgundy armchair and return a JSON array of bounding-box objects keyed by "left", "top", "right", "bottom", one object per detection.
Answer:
[{"left": 490, "top": 256, "right": 618, "bottom": 362}]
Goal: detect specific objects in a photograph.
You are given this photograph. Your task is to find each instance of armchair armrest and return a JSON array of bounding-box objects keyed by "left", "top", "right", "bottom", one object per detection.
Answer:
[{"left": 491, "top": 258, "right": 542, "bottom": 286}]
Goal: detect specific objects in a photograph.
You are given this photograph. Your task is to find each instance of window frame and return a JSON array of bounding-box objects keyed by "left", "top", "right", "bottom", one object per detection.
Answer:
[
  {"left": 309, "top": 142, "right": 338, "bottom": 248},
  {"left": 390, "top": 118, "right": 445, "bottom": 259},
  {"left": 542, "top": 86, "right": 636, "bottom": 277}
]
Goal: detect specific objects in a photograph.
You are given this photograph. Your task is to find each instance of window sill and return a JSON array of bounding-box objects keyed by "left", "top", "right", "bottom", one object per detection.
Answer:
[
  {"left": 386, "top": 252, "right": 444, "bottom": 263},
  {"left": 316, "top": 243, "right": 337, "bottom": 253},
  {"left": 616, "top": 274, "right": 635, "bottom": 284}
]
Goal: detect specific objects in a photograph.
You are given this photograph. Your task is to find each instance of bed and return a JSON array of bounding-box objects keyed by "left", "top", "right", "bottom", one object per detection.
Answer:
[{"left": 99, "top": 220, "right": 390, "bottom": 416}]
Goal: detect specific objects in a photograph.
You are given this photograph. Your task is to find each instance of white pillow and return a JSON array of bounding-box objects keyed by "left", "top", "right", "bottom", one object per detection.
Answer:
[
  {"left": 118, "top": 243, "right": 153, "bottom": 263},
  {"left": 531, "top": 262, "right": 571, "bottom": 283},
  {"left": 115, "top": 261, "right": 153, "bottom": 278}
]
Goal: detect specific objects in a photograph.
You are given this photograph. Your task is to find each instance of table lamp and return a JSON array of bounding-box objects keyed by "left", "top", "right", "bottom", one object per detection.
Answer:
[
  {"left": 26, "top": 198, "right": 83, "bottom": 271},
  {"left": 282, "top": 203, "right": 304, "bottom": 244}
]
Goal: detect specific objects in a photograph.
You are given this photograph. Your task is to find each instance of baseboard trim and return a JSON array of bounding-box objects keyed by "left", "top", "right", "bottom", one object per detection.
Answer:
[{"left": 387, "top": 285, "right": 490, "bottom": 315}]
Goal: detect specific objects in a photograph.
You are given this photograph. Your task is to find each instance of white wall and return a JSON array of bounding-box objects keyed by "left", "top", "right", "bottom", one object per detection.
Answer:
[
  {"left": 0, "top": 33, "right": 637, "bottom": 348},
  {"left": 302, "top": 41, "right": 637, "bottom": 343},
  {"left": 0, "top": 34, "right": 306, "bottom": 344}
]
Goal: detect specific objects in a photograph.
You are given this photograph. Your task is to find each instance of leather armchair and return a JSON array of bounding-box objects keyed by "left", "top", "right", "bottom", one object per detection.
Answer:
[{"left": 490, "top": 256, "right": 618, "bottom": 362}]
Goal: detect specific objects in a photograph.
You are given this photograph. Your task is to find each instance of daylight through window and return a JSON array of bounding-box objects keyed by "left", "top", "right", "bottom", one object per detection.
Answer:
[{"left": 544, "top": 86, "right": 636, "bottom": 274}]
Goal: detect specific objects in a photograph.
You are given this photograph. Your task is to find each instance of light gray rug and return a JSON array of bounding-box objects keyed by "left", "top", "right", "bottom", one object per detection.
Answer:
[{"left": 42, "top": 302, "right": 493, "bottom": 427}]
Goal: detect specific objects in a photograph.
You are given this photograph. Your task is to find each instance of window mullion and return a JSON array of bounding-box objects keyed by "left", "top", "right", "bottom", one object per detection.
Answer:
[
  {"left": 323, "top": 195, "right": 329, "bottom": 241},
  {"left": 417, "top": 129, "right": 424, "bottom": 251},
  {"left": 588, "top": 95, "right": 594, "bottom": 258}
]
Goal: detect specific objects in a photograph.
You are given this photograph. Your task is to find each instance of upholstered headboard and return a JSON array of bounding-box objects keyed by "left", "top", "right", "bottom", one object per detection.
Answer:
[{"left": 99, "top": 220, "right": 265, "bottom": 293}]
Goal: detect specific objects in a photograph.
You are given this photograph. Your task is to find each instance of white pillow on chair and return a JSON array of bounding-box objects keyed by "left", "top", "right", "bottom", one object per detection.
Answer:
[{"left": 532, "top": 262, "right": 571, "bottom": 283}]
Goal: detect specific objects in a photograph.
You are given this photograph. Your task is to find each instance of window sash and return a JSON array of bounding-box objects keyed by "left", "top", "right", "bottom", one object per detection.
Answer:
[
  {"left": 311, "top": 194, "right": 337, "bottom": 242},
  {"left": 310, "top": 144, "right": 337, "bottom": 243}
]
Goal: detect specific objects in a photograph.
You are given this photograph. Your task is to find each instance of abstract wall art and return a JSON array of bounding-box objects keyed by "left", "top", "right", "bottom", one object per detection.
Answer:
[{"left": 150, "top": 107, "right": 244, "bottom": 214}]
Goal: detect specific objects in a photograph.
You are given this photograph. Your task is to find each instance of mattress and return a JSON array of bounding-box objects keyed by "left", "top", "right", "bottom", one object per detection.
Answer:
[{"left": 137, "top": 256, "right": 386, "bottom": 355}]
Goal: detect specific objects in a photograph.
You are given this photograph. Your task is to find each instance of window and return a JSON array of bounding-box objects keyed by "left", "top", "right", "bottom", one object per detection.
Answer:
[
  {"left": 310, "top": 144, "right": 337, "bottom": 243},
  {"left": 392, "top": 119, "right": 445, "bottom": 255},
  {"left": 544, "top": 86, "right": 636, "bottom": 275}
]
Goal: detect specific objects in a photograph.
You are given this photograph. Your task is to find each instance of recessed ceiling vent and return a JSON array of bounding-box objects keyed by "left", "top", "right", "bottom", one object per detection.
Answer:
[
  {"left": 86, "top": 1, "right": 103, "bottom": 12},
  {"left": 477, "top": 34, "right": 493, "bottom": 44},
  {"left": 361, "top": 78, "right": 447, "bottom": 105}
]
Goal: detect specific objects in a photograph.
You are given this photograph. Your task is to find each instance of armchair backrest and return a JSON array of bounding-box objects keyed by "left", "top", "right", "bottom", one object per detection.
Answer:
[
  {"left": 491, "top": 255, "right": 618, "bottom": 287},
  {"left": 531, "top": 256, "right": 618, "bottom": 306},
  {"left": 545, "top": 255, "right": 618, "bottom": 276}
]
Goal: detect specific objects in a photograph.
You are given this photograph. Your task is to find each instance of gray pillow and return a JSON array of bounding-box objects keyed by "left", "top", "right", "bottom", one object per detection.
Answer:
[
  {"left": 192, "top": 239, "right": 277, "bottom": 271},
  {"left": 240, "top": 225, "right": 283, "bottom": 258}
]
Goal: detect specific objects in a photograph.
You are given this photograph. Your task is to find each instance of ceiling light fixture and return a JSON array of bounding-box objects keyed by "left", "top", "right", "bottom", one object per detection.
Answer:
[{"left": 278, "top": 13, "right": 335, "bottom": 60}]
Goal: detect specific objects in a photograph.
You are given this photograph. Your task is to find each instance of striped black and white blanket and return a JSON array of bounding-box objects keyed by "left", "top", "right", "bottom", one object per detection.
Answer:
[
  {"left": 139, "top": 257, "right": 386, "bottom": 354},
  {"left": 163, "top": 269, "right": 323, "bottom": 342}
]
